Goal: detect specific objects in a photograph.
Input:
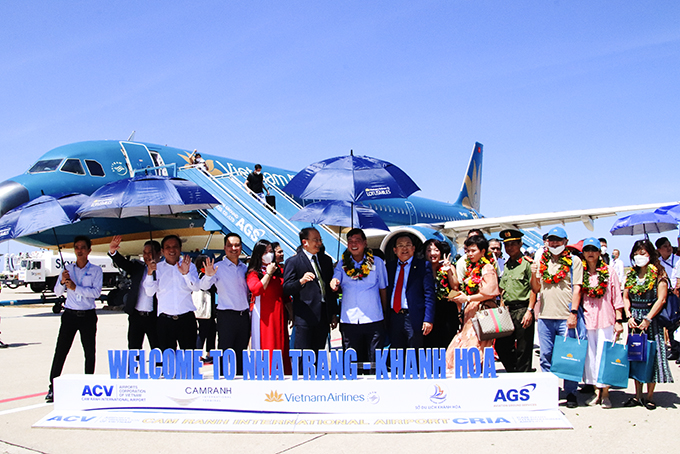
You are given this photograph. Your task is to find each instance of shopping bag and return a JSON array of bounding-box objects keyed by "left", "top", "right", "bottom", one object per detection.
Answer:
[
  {"left": 192, "top": 290, "right": 211, "bottom": 319},
  {"left": 550, "top": 332, "right": 588, "bottom": 382},
  {"left": 629, "top": 340, "right": 657, "bottom": 383},
  {"left": 597, "top": 341, "right": 630, "bottom": 388},
  {"left": 472, "top": 304, "right": 515, "bottom": 340},
  {"left": 658, "top": 292, "right": 680, "bottom": 328},
  {"left": 627, "top": 331, "right": 648, "bottom": 362}
]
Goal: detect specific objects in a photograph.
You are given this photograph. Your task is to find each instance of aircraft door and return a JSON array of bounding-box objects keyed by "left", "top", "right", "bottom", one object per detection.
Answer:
[
  {"left": 120, "top": 142, "right": 155, "bottom": 175},
  {"left": 405, "top": 201, "right": 418, "bottom": 224}
]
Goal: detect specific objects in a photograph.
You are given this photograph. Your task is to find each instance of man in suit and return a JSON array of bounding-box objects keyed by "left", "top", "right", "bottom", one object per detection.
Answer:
[
  {"left": 283, "top": 227, "right": 338, "bottom": 353},
  {"left": 108, "top": 235, "right": 161, "bottom": 350},
  {"left": 386, "top": 233, "right": 435, "bottom": 349}
]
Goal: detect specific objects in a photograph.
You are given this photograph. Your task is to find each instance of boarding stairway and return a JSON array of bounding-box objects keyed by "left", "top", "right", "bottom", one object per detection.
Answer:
[{"left": 179, "top": 166, "right": 345, "bottom": 258}]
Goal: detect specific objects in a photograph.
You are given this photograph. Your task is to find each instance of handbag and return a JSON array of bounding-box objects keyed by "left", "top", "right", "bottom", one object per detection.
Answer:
[
  {"left": 627, "top": 329, "right": 648, "bottom": 362},
  {"left": 657, "top": 291, "right": 680, "bottom": 328},
  {"left": 597, "top": 340, "right": 630, "bottom": 388},
  {"left": 471, "top": 302, "right": 515, "bottom": 341},
  {"left": 550, "top": 330, "right": 588, "bottom": 382},
  {"left": 629, "top": 340, "right": 657, "bottom": 383},
  {"left": 192, "top": 290, "right": 211, "bottom": 319}
]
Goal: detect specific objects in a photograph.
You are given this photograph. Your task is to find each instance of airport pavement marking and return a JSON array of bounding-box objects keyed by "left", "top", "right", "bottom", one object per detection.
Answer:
[
  {"left": 0, "top": 393, "right": 47, "bottom": 404},
  {"left": 0, "top": 403, "right": 51, "bottom": 416}
]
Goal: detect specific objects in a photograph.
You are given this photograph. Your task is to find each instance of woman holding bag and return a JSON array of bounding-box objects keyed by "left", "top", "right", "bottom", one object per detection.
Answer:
[
  {"left": 580, "top": 238, "right": 624, "bottom": 408},
  {"left": 623, "top": 239, "right": 673, "bottom": 409},
  {"left": 446, "top": 235, "right": 500, "bottom": 370}
]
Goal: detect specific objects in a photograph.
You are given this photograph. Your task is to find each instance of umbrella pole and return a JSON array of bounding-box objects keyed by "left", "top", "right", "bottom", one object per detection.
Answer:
[
  {"left": 336, "top": 226, "right": 342, "bottom": 261},
  {"left": 51, "top": 227, "right": 64, "bottom": 266},
  {"left": 148, "top": 206, "right": 152, "bottom": 241}
]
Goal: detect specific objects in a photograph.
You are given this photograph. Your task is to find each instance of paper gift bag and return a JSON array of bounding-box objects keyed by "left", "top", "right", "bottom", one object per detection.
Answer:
[
  {"left": 597, "top": 341, "right": 630, "bottom": 388},
  {"left": 550, "top": 333, "right": 587, "bottom": 382}
]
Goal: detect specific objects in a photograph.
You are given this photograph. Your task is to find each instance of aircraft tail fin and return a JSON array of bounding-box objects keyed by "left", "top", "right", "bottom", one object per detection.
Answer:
[{"left": 454, "top": 142, "right": 483, "bottom": 212}]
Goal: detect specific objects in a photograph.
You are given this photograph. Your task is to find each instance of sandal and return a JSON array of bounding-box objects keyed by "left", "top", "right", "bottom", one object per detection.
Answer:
[
  {"left": 623, "top": 397, "right": 642, "bottom": 407},
  {"left": 644, "top": 400, "right": 657, "bottom": 410}
]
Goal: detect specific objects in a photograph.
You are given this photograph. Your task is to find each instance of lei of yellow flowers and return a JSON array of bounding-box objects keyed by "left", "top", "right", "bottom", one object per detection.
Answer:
[
  {"left": 625, "top": 264, "right": 658, "bottom": 295},
  {"left": 464, "top": 255, "right": 491, "bottom": 295},
  {"left": 342, "top": 248, "right": 374, "bottom": 280}
]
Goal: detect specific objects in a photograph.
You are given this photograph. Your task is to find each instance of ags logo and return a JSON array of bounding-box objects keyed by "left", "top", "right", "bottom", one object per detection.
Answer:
[
  {"left": 493, "top": 383, "right": 536, "bottom": 402},
  {"left": 264, "top": 390, "right": 283, "bottom": 402}
]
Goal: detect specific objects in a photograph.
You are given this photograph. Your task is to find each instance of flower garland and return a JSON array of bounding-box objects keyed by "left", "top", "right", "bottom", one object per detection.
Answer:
[
  {"left": 625, "top": 264, "right": 658, "bottom": 295},
  {"left": 435, "top": 268, "right": 450, "bottom": 300},
  {"left": 540, "top": 249, "right": 572, "bottom": 284},
  {"left": 464, "top": 256, "right": 491, "bottom": 295},
  {"left": 581, "top": 258, "right": 609, "bottom": 298},
  {"left": 342, "top": 248, "right": 374, "bottom": 280}
]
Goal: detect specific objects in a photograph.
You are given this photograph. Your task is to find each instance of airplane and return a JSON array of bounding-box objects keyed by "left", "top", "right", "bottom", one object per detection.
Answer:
[{"left": 0, "top": 139, "right": 673, "bottom": 260}]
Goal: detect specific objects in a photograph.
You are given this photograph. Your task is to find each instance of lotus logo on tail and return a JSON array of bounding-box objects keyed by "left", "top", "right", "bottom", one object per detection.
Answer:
[
  {"left": 429, "top": 384, "right": 447, "bottom": 404},
  {"left": 264, "top": 390, "right": 284, "bottom": 402}
]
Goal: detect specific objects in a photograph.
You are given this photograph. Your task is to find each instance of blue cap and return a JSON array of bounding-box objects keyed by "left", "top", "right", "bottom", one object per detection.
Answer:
[
  {"left": 582, "top": 237, "right": 601, "bottom": 250},
  {"left": 546, "top": 226, "right": 568, "bottom": 240}
]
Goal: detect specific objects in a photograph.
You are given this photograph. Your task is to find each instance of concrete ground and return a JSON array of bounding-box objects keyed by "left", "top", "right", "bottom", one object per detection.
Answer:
[{"left": 1, "top": 286, "right": 679, "bottom": 454}]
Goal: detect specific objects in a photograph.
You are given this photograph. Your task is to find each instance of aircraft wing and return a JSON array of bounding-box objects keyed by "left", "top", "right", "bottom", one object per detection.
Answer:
[{"left": 438, "top": 201, "right": 680, "bottom": 237}]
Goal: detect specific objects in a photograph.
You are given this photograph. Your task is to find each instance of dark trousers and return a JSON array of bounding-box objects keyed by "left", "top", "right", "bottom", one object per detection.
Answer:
[
  {"left": 389, "top": 310, "right": 423, "bottom": 349},
  {"left": 197, "top": 317, "right": 217, "bottom": 353},
  {"left": 494, "top": 304, "right": 536, "bottom": 372},
  {"left": 293, "top": 320, "right": 329, "bottom": 353},
  {"left": 217, "top": 309, "right": 250, "bottom": 375},
  {"left": 127, "top": 311, "right": 159, "bottom": 350},
  {"left": 49, "top": 309, "right": 97, "bottom": 385},
  {"left": 157, "top": 312, "right": 197, "bottom": 351},
  {"left": 424, "top": 298, "right": 459, "bottom": 349},
  {"left": 340, "top": 321, "right": 386, "bottom": 366}
]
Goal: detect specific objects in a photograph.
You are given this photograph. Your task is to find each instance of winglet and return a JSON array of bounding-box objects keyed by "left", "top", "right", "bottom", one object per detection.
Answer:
[{"left": 454, "top": 142, "right": 483, "bottom": 212}]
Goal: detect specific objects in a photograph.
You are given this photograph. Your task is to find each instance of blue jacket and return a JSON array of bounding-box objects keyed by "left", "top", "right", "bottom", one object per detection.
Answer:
[{"left": 386, "top": 258, "right": 435, "bottom": 329}]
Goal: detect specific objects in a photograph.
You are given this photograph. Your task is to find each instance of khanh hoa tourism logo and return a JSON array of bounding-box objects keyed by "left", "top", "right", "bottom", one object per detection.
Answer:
[
  {"left": 429, "top": 384, "right": 447, "bottom": 404},
  {"left": 264, "top": 391, "right": 284, "bottom": 402}
]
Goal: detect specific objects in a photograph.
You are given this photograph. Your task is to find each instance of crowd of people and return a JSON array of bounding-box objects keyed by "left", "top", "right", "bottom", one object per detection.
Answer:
[{"left": 44, "top": 226, "right": 678, "bottom": 411}]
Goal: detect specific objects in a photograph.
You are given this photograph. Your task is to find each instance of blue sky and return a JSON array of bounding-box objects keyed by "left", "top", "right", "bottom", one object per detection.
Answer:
[{"left": 1, "top": 1, "right": 679, "bottom": 261}]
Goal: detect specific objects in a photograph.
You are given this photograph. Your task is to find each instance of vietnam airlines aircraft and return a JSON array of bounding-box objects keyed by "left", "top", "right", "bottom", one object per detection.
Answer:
[{"left": 0, "top": 140, "right": 671, "bottom": 258}]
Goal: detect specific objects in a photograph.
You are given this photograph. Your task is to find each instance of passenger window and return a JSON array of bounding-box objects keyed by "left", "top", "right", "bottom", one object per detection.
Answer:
[
  {"left": 85, "top": 160, "right": 105, "bottom": 177},
  {"left": 60, "top": 159, "right": 85, "bottom": 175}
]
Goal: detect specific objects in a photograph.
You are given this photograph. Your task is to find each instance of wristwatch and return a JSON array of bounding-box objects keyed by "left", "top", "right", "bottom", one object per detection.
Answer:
[{"left": 570, "top": 309, "right": 578, "bottom": 315}]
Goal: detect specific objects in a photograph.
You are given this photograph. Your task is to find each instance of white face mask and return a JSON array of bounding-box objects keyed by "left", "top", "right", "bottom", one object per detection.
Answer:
[
  {"left": 262, "top": 252, "right": 274, "bottom": 265},
  {"left": 548, "top": 245, "right": 565, "bottom": 256},
  {"left": 601, "top": 246, "right": 608, "bottom": 254},
  {"left": 633, "top": 255, "right": 650, "bottom": 267}
]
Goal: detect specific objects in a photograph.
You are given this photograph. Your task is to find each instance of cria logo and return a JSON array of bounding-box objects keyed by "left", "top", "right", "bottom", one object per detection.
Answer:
[
  {"left": 493, "top": 383, "right": 536, "bottom": 402},
  {"left": 82, "top": 385, "right": 113, "bottom": 397},
  {"left": 264, "top": 390, "right": 283, "bottom": 402},
  {"left": 430, "top": 384, "right": 447, "bottom": 404}
]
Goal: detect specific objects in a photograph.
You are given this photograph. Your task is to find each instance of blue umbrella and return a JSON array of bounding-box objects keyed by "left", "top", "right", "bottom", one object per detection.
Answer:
[
  {"left": 0, "top": 192, "right": 89, "bottom": 262},
  {"left": 610, "top": 211, "right": 678, "bottom": 237},
  {"left": 290, "top": 200, "right": 390, "bottom": 231},
  {"left": 655, "top": 204, "right": 680, "bottom": 222},
  {"left": 76, "top": 175, "right": 219, "bottom": 218},
  {"left": 283, "top": 152, "right": 420, "bottom": 203}
]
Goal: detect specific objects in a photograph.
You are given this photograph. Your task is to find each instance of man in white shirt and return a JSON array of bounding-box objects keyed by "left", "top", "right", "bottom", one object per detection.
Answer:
[
  {"left": 489, "top": 238, "right": 505, "bottom": 277},
  {"left": 144, "top": 234, "right": 200, "bottom": 351},
  {"left": 201, "top": 233, "right": 250, "bottom": 375},
  {"left": 46, "top": 236, "right": 102, "bottom": 403},
  {"left": 611, "top": 249, "right": 625, "bottom": 289}
]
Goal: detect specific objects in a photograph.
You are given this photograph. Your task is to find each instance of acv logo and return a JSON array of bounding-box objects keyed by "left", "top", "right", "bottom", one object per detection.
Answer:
[
  {"left": 82, "top": 385, "right": 114, "bottom": 397},
  {"left": 493, "top": 383, "right": 536, "bottom": 402}
]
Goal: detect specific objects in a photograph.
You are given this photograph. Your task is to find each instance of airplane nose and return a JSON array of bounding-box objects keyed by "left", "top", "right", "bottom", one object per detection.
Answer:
[{"left": 0, "top": 180, "right": 30, "bottom": 216}]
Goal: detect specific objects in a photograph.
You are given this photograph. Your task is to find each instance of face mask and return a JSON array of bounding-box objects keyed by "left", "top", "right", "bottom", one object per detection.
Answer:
[
  {"left": 262, "top": 252, "right": 274, "bottom": 265},
  {"left": 601, "top": 246, "right": 607, "bottom": 254},
  {"left": 548, "top": 245, "right": 565, "bottom": 256},
  {"left": 633, "top": 255, "right": 649, "bottom": 267}
]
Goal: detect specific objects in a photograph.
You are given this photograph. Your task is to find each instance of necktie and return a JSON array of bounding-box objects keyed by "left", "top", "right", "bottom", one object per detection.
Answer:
[
  {"left": 393, "top": 261, "right": 407, "bottom": 313},
  {"left": 312, "top": 255, "right": 326, "bottom": 300}
]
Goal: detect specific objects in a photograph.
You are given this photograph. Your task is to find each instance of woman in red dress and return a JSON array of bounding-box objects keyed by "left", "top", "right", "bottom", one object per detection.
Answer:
[{"left": 247, "top": 240, "right": 292, "bottom": 374}]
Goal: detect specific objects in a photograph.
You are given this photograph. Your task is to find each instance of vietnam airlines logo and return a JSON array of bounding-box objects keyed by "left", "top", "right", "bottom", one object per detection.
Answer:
[
  {"left": 566, "top": 353, "right": 573, "bottom": 358},
  {"left": 461, "top": 161, "right": 481, "bottom": 211},
  {"left": 264, "top": 390, "right": 284, "bottom": 402},
  {"left": 615, "top": 359, "right": 621, "bottom": 363}
]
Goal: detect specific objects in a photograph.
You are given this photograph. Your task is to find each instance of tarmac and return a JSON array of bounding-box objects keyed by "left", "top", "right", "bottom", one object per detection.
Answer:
[{"left": 1, "top": 286, "right": 679, "bottom": 454}]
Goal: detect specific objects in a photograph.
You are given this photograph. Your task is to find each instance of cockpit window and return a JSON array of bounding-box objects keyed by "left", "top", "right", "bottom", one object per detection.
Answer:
[
  {"left": 28, "top": 159, "right": 63, "bottom": 173},
  {"left": 60, "top": 159, "right": 85, "bottom": 175},
  {"left": 85, "top": 159, "right": 105, "bottom": 177}
]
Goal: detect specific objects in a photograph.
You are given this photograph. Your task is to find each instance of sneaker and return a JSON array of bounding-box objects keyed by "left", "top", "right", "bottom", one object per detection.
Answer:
[
  {"left": 601, "top": 397, "right": 612, "bottom": 409},
  {"left": 566, "top": 393, "right": 578, "bottom": 408},
  {"left": 45, "top": 387, "right": 54, "bottom": 403}
]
